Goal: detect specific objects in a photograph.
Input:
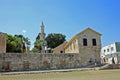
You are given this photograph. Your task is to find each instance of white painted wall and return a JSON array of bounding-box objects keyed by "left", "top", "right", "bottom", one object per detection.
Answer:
[{"left": 101, "top": 42, "right": 117, "bottom": 55}]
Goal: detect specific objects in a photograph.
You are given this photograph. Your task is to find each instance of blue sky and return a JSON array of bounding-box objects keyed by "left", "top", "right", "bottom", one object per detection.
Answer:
[{"left": 0, "top": 0, "right": 120, "bottom": 49}]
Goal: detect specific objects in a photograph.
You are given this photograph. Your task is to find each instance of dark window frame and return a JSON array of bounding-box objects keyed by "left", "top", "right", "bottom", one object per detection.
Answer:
[
  {"left": 104, "top": 50, "right": 106, "bottom": 52},
  {"left": 111, "top": 47, "right": 114, "bottom": 51},
  {"left": 92, "top": 38, "right": 97, "bottom": 46},
  {"left": 83, "top": 38, "right": 87, "bottom": 46},
  {"left": 107, "top": 49, "right": 109, "bottom": 52}
]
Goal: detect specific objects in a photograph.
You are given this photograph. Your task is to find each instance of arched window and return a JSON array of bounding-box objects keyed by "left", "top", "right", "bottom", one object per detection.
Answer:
[
  {"left": 92, "top": 38, "right": 97, "bottom": 46},
  {"left": 83, "top": 38, "right": 87, "bottom": 46}
]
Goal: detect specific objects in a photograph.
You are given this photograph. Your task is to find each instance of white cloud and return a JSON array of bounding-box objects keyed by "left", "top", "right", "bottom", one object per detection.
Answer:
[{"left": 22, "top": 29, "right": 27, "bottom": 33}]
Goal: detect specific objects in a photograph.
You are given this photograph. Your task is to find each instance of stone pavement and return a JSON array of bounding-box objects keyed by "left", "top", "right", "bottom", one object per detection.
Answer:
[
  {"left": 0, "top": 64, "right": 110, "bottom": 75},
  {"left": 0, "top": 68, "right": 94, "bottom": 75}
]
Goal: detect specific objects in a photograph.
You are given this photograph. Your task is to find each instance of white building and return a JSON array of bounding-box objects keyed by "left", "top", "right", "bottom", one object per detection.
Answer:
[
  {"left": 101, "top": 42, "right": 120, "bottom": 64},
  {"left": 102, "top": 42, "right": 120, "bottom": 55}
]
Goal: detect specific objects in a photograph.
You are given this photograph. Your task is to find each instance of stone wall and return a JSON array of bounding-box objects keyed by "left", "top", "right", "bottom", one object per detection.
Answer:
[
  {"left": 0, "top": 53, "right": 83, "bottom": 71},
  {"left": 0, "top": 32, "right": 6, "bottom": 53}
]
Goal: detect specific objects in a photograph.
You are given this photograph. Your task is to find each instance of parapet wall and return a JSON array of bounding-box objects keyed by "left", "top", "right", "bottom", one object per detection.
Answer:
[{"left": 0, "top": 53, "right": 82, "bottom": 71}]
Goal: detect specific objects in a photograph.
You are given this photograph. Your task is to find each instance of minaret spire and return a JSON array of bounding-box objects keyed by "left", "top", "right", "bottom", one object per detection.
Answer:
[
  {"left": 39, "top": 21, "right": 46, "bottom": 53},
  {"left": 40, "top": 21, "right": 44, "bottom": 34},
  {"left": 42, "top": 21, "right": 44, "bottom": 26}
]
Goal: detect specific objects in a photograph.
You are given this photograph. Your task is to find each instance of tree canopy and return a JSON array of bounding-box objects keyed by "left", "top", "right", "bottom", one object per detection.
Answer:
[
  {"left": 6, "top": 34, "right": 31, "bottom": 53},
  {"left": 45, "top": 33, "right": 66, "bottom": 49}
]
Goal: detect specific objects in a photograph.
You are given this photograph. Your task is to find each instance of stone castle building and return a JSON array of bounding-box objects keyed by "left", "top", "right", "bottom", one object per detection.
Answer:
[
  {"left": 65, "top": 28, "right": 101, "bottom": 65},
  {"left": 54, "top": 28, "right": 102, "bottom": 65},
  {"left": 0, "top": 32, "right": 6, "bottom": 53}
]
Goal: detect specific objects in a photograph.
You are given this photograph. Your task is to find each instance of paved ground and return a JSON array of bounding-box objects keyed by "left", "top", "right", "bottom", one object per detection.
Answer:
[
  {"left": 0, "top": 68, "right": 94, "bottom": 75},
  {"left": 0, "top": 64, "right": 109, "bottom": 75}
]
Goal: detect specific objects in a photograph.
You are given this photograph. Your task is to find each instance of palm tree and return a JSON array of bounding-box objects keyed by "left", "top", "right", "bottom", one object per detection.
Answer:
[
  {"left": 34, "top": 39, "right": 46, "bottom": 53},
  {"left": 15, "top": 35, "right": 31, "bottom": 53},
  {"left": 23, "top": 37, "right": 31, "bottom": 53}
]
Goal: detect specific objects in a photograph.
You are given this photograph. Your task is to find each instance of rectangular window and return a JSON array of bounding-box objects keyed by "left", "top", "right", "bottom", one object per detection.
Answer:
[
  {"left": 83, "top": 38, "right": 87, "bottom": 46},
  {"left": 111, "top": 47, "right": 114, "bottom": 51},
  {"left": 107, "top": 49, "right": 109, "bottom": 52},
  {"left": 104, "top": 50, "right": 106, "bottom": 52},
  {"left": 92, "top": 39, "right": 97, "bottom": 46}
]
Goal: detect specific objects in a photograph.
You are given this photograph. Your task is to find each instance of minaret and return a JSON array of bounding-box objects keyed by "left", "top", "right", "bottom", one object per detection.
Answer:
[
  {"left": 41, "top": 21, "right": 44, "bottom": 35},
  {"left": 40, "top": 21, "right": 46, "bottom": 53}
]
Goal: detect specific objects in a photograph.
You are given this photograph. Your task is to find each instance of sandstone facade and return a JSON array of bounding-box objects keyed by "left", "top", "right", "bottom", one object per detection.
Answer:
[
  {"left": 0, "top": 32, "right": 6, "bottom": 53},
  {"left": 64, "top": 28, "right": 102, "bottom": 65},
  {"left": 53, "top": 42, "right": 67, "bottom": 53}
]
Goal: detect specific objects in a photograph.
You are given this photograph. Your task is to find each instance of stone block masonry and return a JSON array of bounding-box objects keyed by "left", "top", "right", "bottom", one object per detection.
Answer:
[
  {"left": 0, "top": 53, "right": 82, "bottom": 71},
  {"left": 0, "top": 32, "right": 6, "bottom": 53}
]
